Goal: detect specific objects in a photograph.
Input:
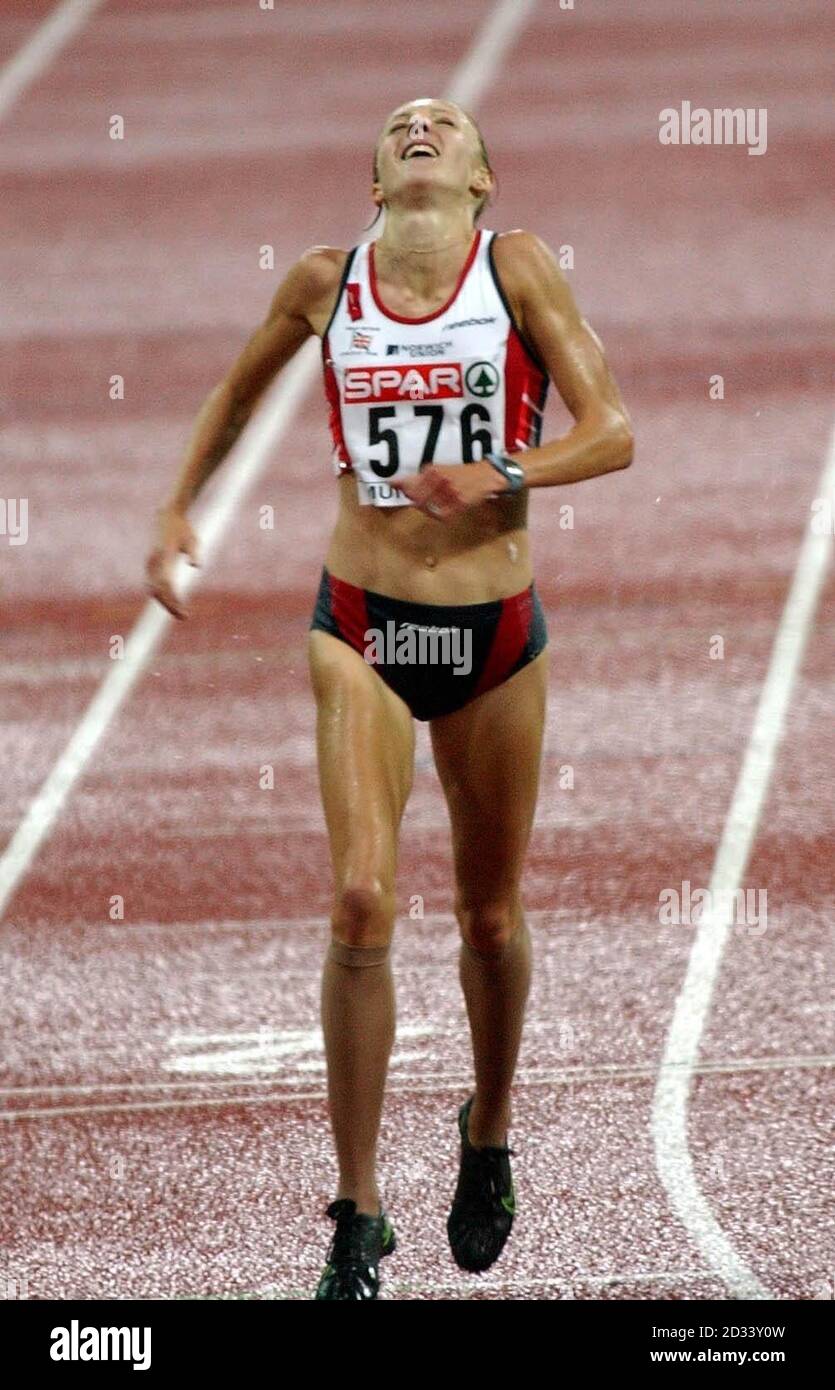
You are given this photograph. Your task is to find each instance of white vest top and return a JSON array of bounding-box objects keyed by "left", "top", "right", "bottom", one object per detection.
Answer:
[{"left": 321, "top": 228, "right": 549, "bottom": 506}]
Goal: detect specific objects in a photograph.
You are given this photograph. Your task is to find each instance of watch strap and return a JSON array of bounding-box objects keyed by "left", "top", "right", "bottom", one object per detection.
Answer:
[{"left": 485, "top": 451, "right": 526, "bottom": 492}]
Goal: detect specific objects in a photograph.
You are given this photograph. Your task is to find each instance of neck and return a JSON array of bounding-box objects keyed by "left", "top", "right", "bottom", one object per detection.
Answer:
[{"left": 374, "top": 206, "right": 477, "bottom": 294}]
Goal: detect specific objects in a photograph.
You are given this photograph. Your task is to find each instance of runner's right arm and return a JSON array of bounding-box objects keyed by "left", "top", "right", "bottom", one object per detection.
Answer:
[{"left": 146, "top": 247, "right": 343, "bottom": 618}]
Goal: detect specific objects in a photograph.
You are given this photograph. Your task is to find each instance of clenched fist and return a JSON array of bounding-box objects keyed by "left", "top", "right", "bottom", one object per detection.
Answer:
[{"left": 146, "top": 507, "right": 200, "bottom": 619}]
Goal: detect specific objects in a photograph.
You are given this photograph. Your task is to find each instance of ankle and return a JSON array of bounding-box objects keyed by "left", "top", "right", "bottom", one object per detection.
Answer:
[
  {"left": 468, "top": 1098, "right": 511, "bottom": 1148},
  {"left": 336, "top": 1190, "right": 382, "bottom": 1217}
]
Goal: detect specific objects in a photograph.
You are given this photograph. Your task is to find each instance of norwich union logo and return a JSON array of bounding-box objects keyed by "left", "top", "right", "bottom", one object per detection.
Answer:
[{"left": 465, "top": 361, "right": 499, "bottom": 397}]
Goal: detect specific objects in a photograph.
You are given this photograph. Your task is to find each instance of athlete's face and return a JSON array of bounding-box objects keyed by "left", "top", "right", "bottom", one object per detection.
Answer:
[{"left": 373, "top": 99, "right": 492, "bottom": 215}]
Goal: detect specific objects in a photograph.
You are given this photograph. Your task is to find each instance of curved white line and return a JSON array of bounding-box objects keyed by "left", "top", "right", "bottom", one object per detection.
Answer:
[{"left": 652, "top": 420, "right": 835, "bottom": 1299}]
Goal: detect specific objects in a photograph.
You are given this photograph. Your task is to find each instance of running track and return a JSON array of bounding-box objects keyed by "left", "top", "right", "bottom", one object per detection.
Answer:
[{"left": 1, "top": 0, "right": 833, "bottom": 1300}]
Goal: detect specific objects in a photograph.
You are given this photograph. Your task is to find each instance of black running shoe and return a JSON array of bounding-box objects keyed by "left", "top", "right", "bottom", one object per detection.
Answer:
[
  {"left": 447, "top": 1094, "right": 517, "bottom": 1273},
  {"left": 314, "top": 1197, "right": 397, "bottom": 1300}
]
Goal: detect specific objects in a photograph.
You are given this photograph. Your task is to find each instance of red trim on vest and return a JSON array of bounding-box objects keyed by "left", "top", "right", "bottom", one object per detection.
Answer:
[
  {"left": 346, "top": 283, "right": 363, "bottom": 321},
  {"left": 503, "top": 326, "right": 547, "bottom": 452},
  {"left": 323, "top": 336, "right": 352, "bottom": 473},
  {"left": 472, "top": 587, "right": 533, "bottom": 699},
  {"left": 329, "top": 574, "right": 371, "bottom": 655},
  {"left": 368, "top": 230, "right": 481, "bottom": 324}
]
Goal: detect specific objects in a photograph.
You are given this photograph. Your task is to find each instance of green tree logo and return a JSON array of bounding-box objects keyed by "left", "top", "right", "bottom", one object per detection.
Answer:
[{"left": 465, "top": 361, "right": 499, "bottom": 397}]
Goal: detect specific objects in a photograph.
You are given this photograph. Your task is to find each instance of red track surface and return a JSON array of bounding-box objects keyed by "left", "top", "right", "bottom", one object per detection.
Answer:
[{"left": 1, "top": 0, "right": 833, "bottom": 1300}]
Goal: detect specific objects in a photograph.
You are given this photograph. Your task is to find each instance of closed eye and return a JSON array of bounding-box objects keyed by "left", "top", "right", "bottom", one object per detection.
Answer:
[{"left": 388, "top": 116, "right": 456, "bottom": 132}]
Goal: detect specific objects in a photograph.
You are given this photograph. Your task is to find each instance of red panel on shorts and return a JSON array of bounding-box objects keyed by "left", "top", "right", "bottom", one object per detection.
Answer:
[
  {"left": 328, "top": 574, "right": 371, "bottom": 655},
  {"left": 472, "top": 587, "right": 533, "bottom": 699}
]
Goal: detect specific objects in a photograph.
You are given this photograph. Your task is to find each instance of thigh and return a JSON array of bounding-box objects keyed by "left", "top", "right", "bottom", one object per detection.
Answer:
[
  {"left": 429, "top": 649, "right": 548, "bottom": 905},
  {"left": 308, "top": 630, "right": 415, "bottom": 890}
]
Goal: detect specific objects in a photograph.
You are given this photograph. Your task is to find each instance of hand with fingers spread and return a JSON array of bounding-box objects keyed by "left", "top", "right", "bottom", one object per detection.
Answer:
[
  {"left": 396, "top": 460, "right": 508, "bottom": 519},
  {"left": 146, "top": 506, "right": 200, "bottom": 619}
]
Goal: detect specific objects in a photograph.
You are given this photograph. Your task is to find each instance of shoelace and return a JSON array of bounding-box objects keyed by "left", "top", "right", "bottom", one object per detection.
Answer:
[
  {"left": 325, "top": 1201, "right": 382, "bottom": 1268},
  {"left": 455, "top": 1145, "right": 517, "bottom": 1218}
]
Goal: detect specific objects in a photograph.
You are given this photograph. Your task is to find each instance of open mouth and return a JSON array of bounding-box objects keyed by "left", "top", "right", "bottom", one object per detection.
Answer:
[{"left": 402, "top": 142, "right": 439, "bottom": 160}]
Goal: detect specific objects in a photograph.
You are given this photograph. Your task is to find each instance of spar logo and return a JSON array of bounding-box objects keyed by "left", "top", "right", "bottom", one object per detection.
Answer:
[{"left": 343, "top": 362, "right": 463, "bottom": 403}]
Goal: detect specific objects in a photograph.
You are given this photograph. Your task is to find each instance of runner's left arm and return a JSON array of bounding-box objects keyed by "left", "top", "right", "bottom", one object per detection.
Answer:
[
  {"left": 496, "top": 229, "right": 633, "bottom": 489},
  {"left": 397, "top": 231, "right": 632, "bottom": 516}
]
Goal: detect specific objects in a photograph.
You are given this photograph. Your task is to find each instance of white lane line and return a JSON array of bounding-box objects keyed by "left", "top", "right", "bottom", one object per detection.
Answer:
[
  {"left": 0, "top": 344, "right": 317, "bottom": 916},
  {"left": 445, "top": 0, "right": 537, "bottom": 107},
  {"left": 0, "top": 0, "right": 535, "bottom": 917},
  {"left": 0, "top": 0, "right": 106, "bottom": 123},
  {"left": 652, "top": 421, "right": 835, "bottom": 1302},
  {"left": 2, "top": 1050, "right": 833, "bottom": 1101},
  {"left": 4, "top": 1051, "right": 834, "bottom": 1120}
]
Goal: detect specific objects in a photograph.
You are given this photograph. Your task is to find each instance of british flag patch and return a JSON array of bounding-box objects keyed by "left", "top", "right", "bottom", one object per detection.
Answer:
[{"left": 351, "top": 330, "right": 373, "bottom": 351}]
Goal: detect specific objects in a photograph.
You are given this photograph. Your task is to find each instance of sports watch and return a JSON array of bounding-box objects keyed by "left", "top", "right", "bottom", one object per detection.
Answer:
[{"left": 484, "top": 451, "right": 527, "bottom": 493}]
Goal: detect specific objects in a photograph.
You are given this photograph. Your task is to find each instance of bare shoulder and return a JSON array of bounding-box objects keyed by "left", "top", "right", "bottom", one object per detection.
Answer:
[
  {"left": 491, "top": 228, "right": 566, "bottom": 294},
  {"left": 491, "top": 228, "right": 581, "bottom": 346},
  {"left": 267, "top": 245, "right": 350, "bottom": 331},
  {"left": 295, "top": 244, "right": 350, "bottom": 292}
]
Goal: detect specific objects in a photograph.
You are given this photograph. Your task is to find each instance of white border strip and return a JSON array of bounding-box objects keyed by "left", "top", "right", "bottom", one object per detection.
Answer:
[
  {"left": 0, "top": 0, "right": 537, "bottom": 916},
  {"left": 652, "top": 420, "right": 835, "bottom": 1300},
  {"left": 0, "top": 0, "right": 106, "bottom": 123}
]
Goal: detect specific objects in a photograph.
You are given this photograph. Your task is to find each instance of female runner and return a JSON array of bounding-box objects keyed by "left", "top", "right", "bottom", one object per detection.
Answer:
[{"left": 147, "top": 98, "right": 633, "bottom": 1300}]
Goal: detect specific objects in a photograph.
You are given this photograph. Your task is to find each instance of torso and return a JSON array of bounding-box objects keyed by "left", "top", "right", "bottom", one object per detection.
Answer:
[{"left": 305, "top": 230, "right": 546, "bottom": 604}]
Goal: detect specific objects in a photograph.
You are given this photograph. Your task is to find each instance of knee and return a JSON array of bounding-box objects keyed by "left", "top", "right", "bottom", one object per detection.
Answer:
[
  {"left": 333, "top": 876, "right": 394, "bottom": 948},
  {"left": 456, "top": 898, "right": 521, "bottom": 956}
]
